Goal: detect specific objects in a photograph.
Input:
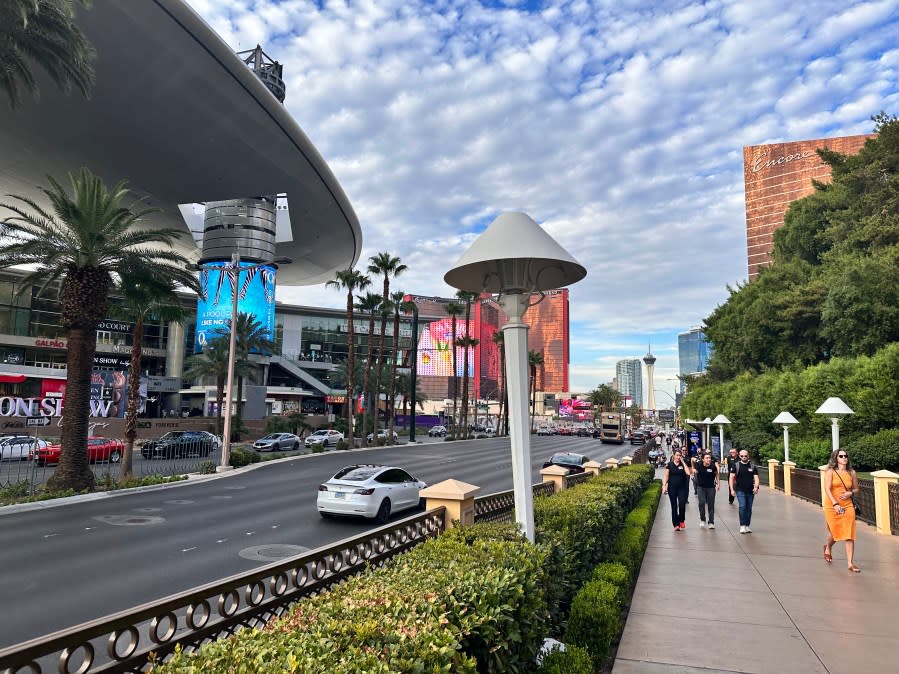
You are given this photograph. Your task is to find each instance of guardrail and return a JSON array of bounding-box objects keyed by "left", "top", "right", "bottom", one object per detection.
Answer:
[
  {"left": 564, "top": 471, "right": 594, "bottom": 489},
  {"left": 790, "top": 468, "right": 822, "bottom": 505},
  {"left": 773, "top": 464, "right": 784, "bottom": 491},
  {"left": 889, "top": 482, "right": 899, "bottom": 535},
  {"left": 0, "top": 508, "right": 446, "bottom": 674},
  {"left": 473, "top": 481, "right": 555, "bottom": 524},
  {"left": 855, "top": 477, "right": 876, "bottom": 526}
]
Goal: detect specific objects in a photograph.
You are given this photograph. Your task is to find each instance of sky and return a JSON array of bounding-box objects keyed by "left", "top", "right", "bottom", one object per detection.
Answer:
[{"left": 186, "top": 0, "right": 899, "bottom": 405}]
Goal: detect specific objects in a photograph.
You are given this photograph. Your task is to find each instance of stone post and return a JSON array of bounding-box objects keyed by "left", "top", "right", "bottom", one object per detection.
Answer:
[
  {"left": 620, "top": 456, "right": 633, "bottom": 466},
  {"left": 606, "top": 457, "right": 620, "bottom": 470},
  {"left": 819, "top": 465, "right": 830, "bottom": 506},
  {"left": 782, "top": 460, "right": 795, "bottom": 497},
  {"left": 871, "top": 470, "right": 899, "bottom": 536},
  {"left": 767, "top": 459, "right": 779, "bottom": 490},
  {"left": 540, "top": 465, "right": 570, "bottom": 493},
  {"left": 420, "top": 479, "right": 480, "bottom": 529},
  {"left": 584, "top": 460, "right": 602, "bottom": 476}
]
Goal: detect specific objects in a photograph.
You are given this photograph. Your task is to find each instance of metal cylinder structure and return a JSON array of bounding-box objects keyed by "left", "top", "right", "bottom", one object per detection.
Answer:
[{"left": 199, "top": 197, "right": 278, "bottom": 266}]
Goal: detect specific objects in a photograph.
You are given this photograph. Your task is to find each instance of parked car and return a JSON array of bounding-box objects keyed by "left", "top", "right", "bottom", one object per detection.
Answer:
[
  {"left": 317, "top": 464, "right": 427, "bottom": 523},
  {"left": 629, "top": 430, "right": 647, "bottom": 445},
  {"left": 32, "top": 437, "right": 125, "bottom": 466},
  {"left": 304, "top": 429, "right": 344, "bottom": 448},
  {"left": 366, "top": 430, "right": 399, "bottom": 443},
  {"left": 428, "top": 425, "right": 447, "bottom": 437},
  {"left": 536, "top": 426, "right": 553, "bottom": 436},
  {"left": 0, "top": 435, "right": 49, "bottom": 461},
  {"left": 141, "top": 431, "right": 215, "bottom": 459},
  {"left": 253, "top": 433, "right": 301, "bottom": 452},
  {"left": 541, "top": 452, "right": 590, "bottom": 474}
]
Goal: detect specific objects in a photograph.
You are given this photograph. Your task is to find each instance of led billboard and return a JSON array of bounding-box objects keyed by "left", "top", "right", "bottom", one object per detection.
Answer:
[
  {"left": 195, "top": 262, "right": 276, "bottom": 353},
  {"left": 416, "top": 317, "right": 474, "bottom": 377}
]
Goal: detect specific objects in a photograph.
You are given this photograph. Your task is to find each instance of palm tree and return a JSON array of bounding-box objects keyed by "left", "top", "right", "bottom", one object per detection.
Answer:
[
  {"left": 355, "top": 291, "right": 381, "bottom": 442},
  {"left": 444, "top": 301, "right": 464, "bottom": 431},
  {"left": 114, "top": 273, "right": 192, "bottom": 482},
  {"left": 326, "top": 269, "right": 370, "bottom": 447},
  {"left": 387, "top": 291, "right": 413, "bottom": 443},
  {"left": 1, "top": 0, "right": 96, "bottom": 109},
  {"left": 528, "top": 350, "right": 544, "bottom": 431},
  {"left": 456, "top": 290, "right": 479, "bottom": 438},
  {"left": 368, "top": 253, "right": 407, "bottom": 437},
  {"left": 0, "top": 168, "right": 196, "bottom": 492},
  {"left": 492, "top": 331, "right": 506, "bottom": 435},
  {"left": 456, "top": 334, "right": 479, "bottom": 437},
  {"left": 396, "top": 371, "right": 427, "bottom": 417},
  {"left": 183, "top": 337, "right": 250, "bottom": 437}
]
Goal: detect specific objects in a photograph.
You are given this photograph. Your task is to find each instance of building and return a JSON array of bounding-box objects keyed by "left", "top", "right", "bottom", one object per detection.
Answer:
[
  {"left": 678, "top": 328, "right": 711, "bottom": 391},
  {"left": 743, "top": 134, "right": 872, "bottom": 279},
  {"left": 615, "top": 359, "right": 643, "bottom": 409}
]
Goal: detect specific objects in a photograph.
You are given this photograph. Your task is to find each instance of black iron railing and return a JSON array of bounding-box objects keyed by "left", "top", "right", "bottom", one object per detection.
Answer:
[
  {"left": 889, "top": 482, "right": 899, "bottom": 535},
  {"left": 791, "top": 468, "right": 822, "bottom": 505},
  {"left": 564, "top": 471, "right": 594, "bottom": 489},
  {"left": 855, "top": 478, "right": 875, "bottom": 526},
  {"left": 0, "top": 508, "right": 445, "bottom": 674},
  {"left": 758, "top": 466, "right": 769, "bottom": 486},
  {"left": 773, "top": 465, "right": 784, "bottom": 491},
  {"left": 473, "top": 481, "right": 556, "bottom": 524}
]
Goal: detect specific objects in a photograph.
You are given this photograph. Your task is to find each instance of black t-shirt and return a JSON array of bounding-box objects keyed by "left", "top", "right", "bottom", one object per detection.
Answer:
[
  {"left": 726, "top": 456, "right": 739, "bottom": 472},
  {"left": 733, "top": 461, "right": 757, "bottom": 492},
  {"left": 695, "top": 462, "right": 718, "bottom": 488},
  {"left": 666, "top": 461, "right": 689, "bottom": 488}
]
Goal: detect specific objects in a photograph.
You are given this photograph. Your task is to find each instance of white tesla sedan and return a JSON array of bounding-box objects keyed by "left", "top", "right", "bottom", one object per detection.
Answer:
[{"left": 317, "top": 464, "right": 427, "bottom": 523}]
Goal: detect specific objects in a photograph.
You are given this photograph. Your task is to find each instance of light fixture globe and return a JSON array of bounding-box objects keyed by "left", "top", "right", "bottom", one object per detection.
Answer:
[
  {"left": 444, "top": 212, "right": 586, "bottom": 294},
  {"left": 815, "top": 397, "right": 854, "bottom": 416},
  {"left": 773, "top": 411, "right": 799, "bottom": 426}
]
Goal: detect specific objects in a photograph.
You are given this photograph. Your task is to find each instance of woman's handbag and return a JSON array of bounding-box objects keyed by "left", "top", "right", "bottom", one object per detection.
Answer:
[{"left": 835, "top": 472, "right": 861, "bottom": 517}]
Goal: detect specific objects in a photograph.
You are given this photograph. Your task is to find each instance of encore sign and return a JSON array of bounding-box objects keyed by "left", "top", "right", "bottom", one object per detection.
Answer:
[{"left": 0, "top": 397, "right": 116, "bottom": 418}]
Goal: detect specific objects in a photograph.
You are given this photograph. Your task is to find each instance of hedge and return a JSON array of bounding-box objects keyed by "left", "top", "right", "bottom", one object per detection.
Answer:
[
  {"left": 591, "top": 562, "right": 631, "bottom": 597},
  {"left": 564, "top": 579, "right": 622, "bottom": 667},
  {"left": 228, "top": 447, "right": 261, "bottom": 468},
  {"left": 848, "top": 428, "right": 899, "bottom": 471},
  {"left": 536, "top": 644, "right": 593, "bottom": 674}
]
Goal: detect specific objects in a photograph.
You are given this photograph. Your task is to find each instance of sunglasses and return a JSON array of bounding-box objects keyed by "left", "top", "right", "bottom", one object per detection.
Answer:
[
  {"left": 837, "top": 453, "right": 848, "bottom": 458},
  {"left": 739, "top": 455, "right": 749, "bottom": 459}
]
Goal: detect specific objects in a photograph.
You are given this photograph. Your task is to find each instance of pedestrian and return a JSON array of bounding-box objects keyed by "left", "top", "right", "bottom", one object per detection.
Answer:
[
  {"left": 662, "top": 449, "right": 693, "bottom": 531},
  {"left": 728, "top": 449, "right": 760, "bottom": 533},
  {"left": 695, "top": 452, "right": 719, "bottom": 529},
  {"left": 823, "top": 448, "right": 861, "bottom": 572},
  {"left": 725, "top": 447, "right": 739, "bottom": 504}
]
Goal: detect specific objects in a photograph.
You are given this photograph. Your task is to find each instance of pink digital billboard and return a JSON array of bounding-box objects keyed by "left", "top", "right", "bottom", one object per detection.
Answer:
[{"left": 416, "top": 318, "right": 474, "bottom": 376}]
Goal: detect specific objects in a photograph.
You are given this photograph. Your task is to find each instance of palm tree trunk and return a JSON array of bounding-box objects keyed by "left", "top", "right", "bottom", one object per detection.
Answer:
[
  {"left": 461, "top": 299, "right": 473, "bottom": 438},
  {"left": 450, "top": 316, "right": 458, "bottom": 433},
  {"left": 361, "top": 312, "right": 375, "bottom": 443},
  {"left": 215, "top": 377, "right": 225, "bottom": 437},
  {"left": 121, "top": 317, "right": 144, "bottom": 483},
  {"left": 345, "top": 292, "right": 356, "bottom": 447},
  {"left": 234, "top": 374, "right": 244, "bottom": 441},
  {"left": 387, "top": 310, "right": 401, "bottom": 443},
  {"left": 373, "top": 318, "right": 387, "bottom": 437}
]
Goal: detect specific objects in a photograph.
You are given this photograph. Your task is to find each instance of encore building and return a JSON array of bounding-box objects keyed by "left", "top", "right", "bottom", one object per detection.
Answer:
[{"left": 743, "top": 133, "right": 873, "bottom": 279}]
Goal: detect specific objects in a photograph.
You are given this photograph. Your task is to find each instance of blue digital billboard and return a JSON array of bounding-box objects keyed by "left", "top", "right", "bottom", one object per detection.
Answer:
[{"left": 195, "top": 262, "right": 276, "bottom": 353}]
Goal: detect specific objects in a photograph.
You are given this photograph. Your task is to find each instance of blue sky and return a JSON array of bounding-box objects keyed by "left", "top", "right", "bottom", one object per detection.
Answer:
[{"left": 187, "top": 0, "right": 899, "bottom": 405}]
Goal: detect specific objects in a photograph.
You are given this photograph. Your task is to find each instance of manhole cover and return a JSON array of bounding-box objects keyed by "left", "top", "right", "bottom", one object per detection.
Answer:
[
  {"left": 93, "top": 515, "right": 165, "bottom": 526},
  {"left": 164, "top": 500, "right": 194, "bottom": 505},
  {"left": 135, "top": 507, "right": 162, "bottom": 513},
  {"left": 238, "top": 544, "right": 309, "bottom": 561}
]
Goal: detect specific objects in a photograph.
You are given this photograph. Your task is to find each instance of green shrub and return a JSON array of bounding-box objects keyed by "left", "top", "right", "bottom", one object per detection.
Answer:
[
  {"left": 564, "top": 578, "right": 622, "bottom": 667},
  {"left": 730, "top": 429, "right": 778, "bottom": 455},
  {"left": 592, "top": 562, "right": 631, "bottom": 596},
  {"left": 848, "top": 429, "right": 899, "bottom": 470},
  {"left": 625, "top": 507, "right": 651, "bottom": 536},
  {"left": 537, "top": 644, "right": 593, "bottom": 674},
  {"left": 757, "top": 440, "right": 785, "bottom": 463},
  {"left": 228, "top": 447, "right": 261, "bottom": 468},
  {"left": 789, "top": 439, "right": 833, "bottom": 469},
  {"left": 611, "top": 526, "right": 645, "bottom": 573},
  {"left": 198, "top": 460, "right": 217, "bottom": 474},
  {"left": 335, "top": 440, "right": 349, "bottom": 451},
  {"left": 310, "top": 442, "right": 325, "bottom": 454}
]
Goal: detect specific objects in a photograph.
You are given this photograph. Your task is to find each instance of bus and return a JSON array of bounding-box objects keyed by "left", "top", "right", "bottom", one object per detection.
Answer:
[{"left": 598, "top": 412, "right": 626, "bottom": 444}]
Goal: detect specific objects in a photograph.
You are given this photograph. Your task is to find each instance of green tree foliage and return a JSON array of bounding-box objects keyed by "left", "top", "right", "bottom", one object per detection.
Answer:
[{"left": 587, "top": 384, "right": 622, "bottom": 414}]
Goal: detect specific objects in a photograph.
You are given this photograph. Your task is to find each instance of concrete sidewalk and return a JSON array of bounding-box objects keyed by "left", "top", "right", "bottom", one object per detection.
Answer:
[{"left": 613, "top": 481, "right": 899, "bottom": 673}]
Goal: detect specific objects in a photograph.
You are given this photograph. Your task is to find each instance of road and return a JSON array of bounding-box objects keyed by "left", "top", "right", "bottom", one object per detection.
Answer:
[{"left": 0, "top": 435, "right": 632, "bottom": 647}]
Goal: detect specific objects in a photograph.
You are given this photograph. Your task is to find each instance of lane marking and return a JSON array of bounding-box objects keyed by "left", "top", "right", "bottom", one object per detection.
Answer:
[
  {"left": 43, "top": 533, "right": 59, "bottom": 539},
  {"left": 181, "top": 547, "right": 197, "bottom": 553},
  {"left": 216, "top": 539, "right": 228, "bottom": 543}
]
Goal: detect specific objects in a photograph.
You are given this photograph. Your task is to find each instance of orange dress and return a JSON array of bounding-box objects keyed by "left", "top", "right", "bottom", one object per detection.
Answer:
[{"left": 823, "top": 470, "right": 856, "bottom": 541}]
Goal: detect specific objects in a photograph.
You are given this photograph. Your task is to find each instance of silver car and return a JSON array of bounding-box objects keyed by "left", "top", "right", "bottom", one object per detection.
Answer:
[
  {"left": 0, "top": 436, "right": 49, "bottom": 461},
  {"left": 253, "top": 433, "right": 301, "bottom": 452}
]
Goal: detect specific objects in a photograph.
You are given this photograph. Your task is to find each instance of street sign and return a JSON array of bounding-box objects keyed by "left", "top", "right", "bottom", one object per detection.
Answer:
[
  {"left": 25, "top": 416, "right": 51, "bottom": 427},
  {"left": 658, "top": 409, "right": 676, "bottom": 423}
]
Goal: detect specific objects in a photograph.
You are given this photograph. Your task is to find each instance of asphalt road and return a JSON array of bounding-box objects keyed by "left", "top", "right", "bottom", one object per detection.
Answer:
[{"left": 0, "top": 435, "right": 632, "bottom": 648}]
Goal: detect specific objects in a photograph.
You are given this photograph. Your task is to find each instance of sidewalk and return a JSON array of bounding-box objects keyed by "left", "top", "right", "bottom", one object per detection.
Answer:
[{"left": 613, "top": 481, "right": 899, "bottom": 673}]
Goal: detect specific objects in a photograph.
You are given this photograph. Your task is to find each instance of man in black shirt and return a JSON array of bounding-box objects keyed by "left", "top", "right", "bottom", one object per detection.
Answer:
[
  {"left": 728, "top": 450, "right": 760, "bottom": 533},
  {"left": 695, "top": 452, "right": 719, "bottom": 529},
  {"left": 725, "top": 448, "right": 739, "bottom": 504}
]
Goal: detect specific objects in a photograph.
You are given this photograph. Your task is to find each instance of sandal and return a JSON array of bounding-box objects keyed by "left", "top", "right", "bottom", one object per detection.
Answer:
[
  {"left": 823, "top": 546, "right": 832, "bottom": 563},
  {"left": 848, "top": 565, "right": 861, "bottom": 573}
]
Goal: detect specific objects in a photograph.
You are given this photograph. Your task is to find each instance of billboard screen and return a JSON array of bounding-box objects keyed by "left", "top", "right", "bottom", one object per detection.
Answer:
[
  {"left": 195, "top": 262, "right": 276, "bottom": 353},
  {"left": 416, "top": 317, "right": 475, "bottom": 377}
]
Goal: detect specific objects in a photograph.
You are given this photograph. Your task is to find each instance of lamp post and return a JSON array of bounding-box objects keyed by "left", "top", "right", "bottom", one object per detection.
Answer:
[
  {"left": 772, "top": 411, "right": 798, "bottom": 463},
  {"left": 815, "top": 397, "right": 854, "bottom": 453},
  {"left": 445, "top": 212, "right": 586, "bottom": 542},
  {"left": 402, "top": 295, "right": 419, "bottom": 442},
  {"left": 711, "top": 414, "right": 730, "bottom": 461}
]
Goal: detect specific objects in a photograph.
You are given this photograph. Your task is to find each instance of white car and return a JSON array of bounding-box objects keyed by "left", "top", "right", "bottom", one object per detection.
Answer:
[
  {"left": 0, "top": 436, "right": 49, "bottom": 461},
  {"left": 317, "top": 464, "right": 427, "bottom": 523},
  {"left": 304, "top": 429, "right": 344, "bottom": 448},
  {"left": 366, "top": 430, "right": 399, "bottom": 443},
  {"left": 253, "top": 433, "right": 301, "bottom": 451}
]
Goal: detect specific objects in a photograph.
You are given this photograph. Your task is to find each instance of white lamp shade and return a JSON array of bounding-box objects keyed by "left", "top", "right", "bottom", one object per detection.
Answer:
[
  {"left": 701, "top": 417, "right": 713, "bottom": 424},
  {"left": 711, "top": 414, "right": 730, "bottom": 425},
  {"left": 444, "top": 212, "right": 586, "bottom": 293},
  {"left": 773, "top": 411, "right": 799, "bottom": 425},
  {"left": 815, "top": 397, "right": 854, "bottom": 416}
]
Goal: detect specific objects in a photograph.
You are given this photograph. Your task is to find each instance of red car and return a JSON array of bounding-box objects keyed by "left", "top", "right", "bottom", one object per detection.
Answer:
[{"left": 31, "top": 437, "right": 125, "bottom": 466}]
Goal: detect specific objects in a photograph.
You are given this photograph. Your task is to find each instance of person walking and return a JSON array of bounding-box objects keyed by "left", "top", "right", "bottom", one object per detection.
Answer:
[
  {"left": 823, "top": 448, "right": 861, "bottom": 572},
  {"left": 725, "top": 447, "right": 739, "bottom": 504},
  {"left": 662, "top": 449, "right": 693, "bottom": 531},
  {"left": 695, "top": 451, "right": 719, "bottom": 529},
  {"left": 728, "top": 449, "right": 760, "bottom": 533}
]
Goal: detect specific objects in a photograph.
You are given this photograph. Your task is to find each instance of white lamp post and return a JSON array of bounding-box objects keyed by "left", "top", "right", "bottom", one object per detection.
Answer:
[
  {"left": 445, "top": 212, "right": 586, "bottom": 542},
  {"left": 772, "top": 411, "right": 798, "bottom": 463},
  {"left": 815, "top": 397, "right": 854, "bottom": 453},
  {"left": 711, "top": 414, "right": 730, "bottom": 461},
  {"left": 701, "top": 417, "right": 712, "bottom": 455}
]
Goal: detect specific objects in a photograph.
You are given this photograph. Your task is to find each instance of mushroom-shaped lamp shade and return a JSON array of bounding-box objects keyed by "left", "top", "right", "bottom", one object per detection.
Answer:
[
  {"left": 701, "top": 417, "right": 713, "bottom": 425},
  {"left": 815, "top": 397, "right": 854, "bottom": 416},
  {"left": 711, "top": 414, "right": 731, "bottom": 425},
  {"left": 772, "top": 411, "right": 799, "bottom": 426},
  {"left": 444, "top": 212, "right": 586, "bottom": 293}
]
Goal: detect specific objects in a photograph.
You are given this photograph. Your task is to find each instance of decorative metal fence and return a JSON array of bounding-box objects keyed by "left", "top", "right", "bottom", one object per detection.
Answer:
[
  {"left": 889, "top": 482, "right": 899, "bottom": 535},
  {"left": 473, "top": 481, "right": 556, "bottom": 524},
  {"left": 632, "top": 443, "right": 650, "bottom": 464},
  {"left": 773, "top": 465, "right": 784, "bottom": 491},
  {"left": 0, "top": 508, "right": 446, "bottom": 674},
  {"left": 791, "top": 468, "right": 822, "bottom": 505},
  {"left": 564, "top": 471, "right": 594, "bottom": 489},
  {"left": 854, "top": 477, "right": 875, "bottom": 526},
  {"left": 758, "top": 467, "right": 769, "bottom": 486}
]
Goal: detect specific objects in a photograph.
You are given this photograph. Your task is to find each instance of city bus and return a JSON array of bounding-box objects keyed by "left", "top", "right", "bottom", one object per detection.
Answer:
[{"left": 598, "top": 412, "right": 626, "bottom": 444}]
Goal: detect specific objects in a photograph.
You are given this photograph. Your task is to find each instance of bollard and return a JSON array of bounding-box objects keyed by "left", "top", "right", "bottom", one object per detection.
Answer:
[
  {"left": 871, "top": 470, "right": 899, "bottom": 535},
  {"left": 767, "top": 459, "right": 779, "bottom": 490},
  {"left": 782, "top": 461, "right": 795, "bottom": 497},
  {"left": 605, "top": 457, "right": 620, "bottom": 470},
  {"left": 420, "top": 479, "right": 480, "bottom": 529},
  {"left": 620, "top": 456, "right": 633, "bottom": 466},
  {"left": 819, "top": 465, "right": 830, "bottom": 507},
  {"left": 584, "top": 460, "right": 603, "bottom": 476},
  {"left": 540, "top": 465, "right": 570, "bottom": 493}
]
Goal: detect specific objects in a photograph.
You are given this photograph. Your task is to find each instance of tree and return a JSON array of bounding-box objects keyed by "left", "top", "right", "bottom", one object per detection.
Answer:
[
  {"left": 182, "top": 337, "right": 250, "bottom": 437},
  {"left": 0, "top": 168, "right": 196, "bottom": 492},
  {"left": 492, "top": 331, "right": 507, "bottom": 435},
  {"left": 587, "top": 384, "right": 622, "bottom": 418},
  {"left": 355, "top": 291, "right": 382, "bottom": 442},
  {"left": 368, "top": 253, "right": 407, "bottom": 438},
  {"left": 114, "top": 273, "right": 192, "bottom": 482},
  {"left": 326, "top": 269, "right": 370, "bottom": 447},
  {"left": 387, "top": 291, "right": 413, "bottom": 444},
  {"left": 456, "top": 290, "right": 479, "bottom": 437},
  {"left": 444, "top": 301, "right": 464, "bottom": 429},
  {"left": 1, "top": 0, "right": 95, "bottom": 109},
  {"left": 528, "top": 350, "right": 544, "bottom": 431},
  {"left": 456, "top": 334, "right": 479, "bottom": 437}
]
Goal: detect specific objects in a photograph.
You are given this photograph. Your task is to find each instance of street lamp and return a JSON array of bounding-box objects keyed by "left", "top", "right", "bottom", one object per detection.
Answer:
[
  {"left": 198, "top": 253, "right": 291, "bottom": 471},
  {"left": 445, "top": 212, "right": 586, "bottom": 542},
  {"left": 711, "top": 414, "right": 730, "bottom": 460},
  {"left": 815, "top": 397, "right": 854, "bottom": 453},
  {"left": 772, "top": 411, "right": 798, "bottom": 463}
]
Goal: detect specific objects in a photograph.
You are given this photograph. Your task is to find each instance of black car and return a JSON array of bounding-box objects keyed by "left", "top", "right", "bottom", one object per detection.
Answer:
[
  {"left": 629, "top": 431, "right": 647, "bottom": 445},
  {"left": 541, "top": 452, "right": 589, "bottom": 474},
  {"left": 141, "top": 431, "right": 215, "bottom": 459}
]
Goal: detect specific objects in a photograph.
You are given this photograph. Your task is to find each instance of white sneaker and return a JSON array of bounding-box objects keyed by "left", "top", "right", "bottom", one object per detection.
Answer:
[
  {"left": 708, "top": 522, "right": 715, "bottom": 529},
  {"left": 740, "top": 525, "right": 747, "bottom": 534},
  {"left": 699, "top": 520, "right": 705, "bottom": 528},
  {"left": 745, "top": 526, "right": 752, "bottom": 533}
]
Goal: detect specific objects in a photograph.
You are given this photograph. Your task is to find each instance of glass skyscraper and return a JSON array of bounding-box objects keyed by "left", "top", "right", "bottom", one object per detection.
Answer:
[
  {"left": 678, "top": 328, "right": 711, "bottom": 391},
  {"left": 615, "top": 359, "right": 643, "bottom": 409}
]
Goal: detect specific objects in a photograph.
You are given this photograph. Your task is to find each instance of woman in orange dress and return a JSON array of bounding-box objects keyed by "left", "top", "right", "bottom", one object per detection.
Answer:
[{"left": 822, "top": 448, "right": 860, "bottom": 572}]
